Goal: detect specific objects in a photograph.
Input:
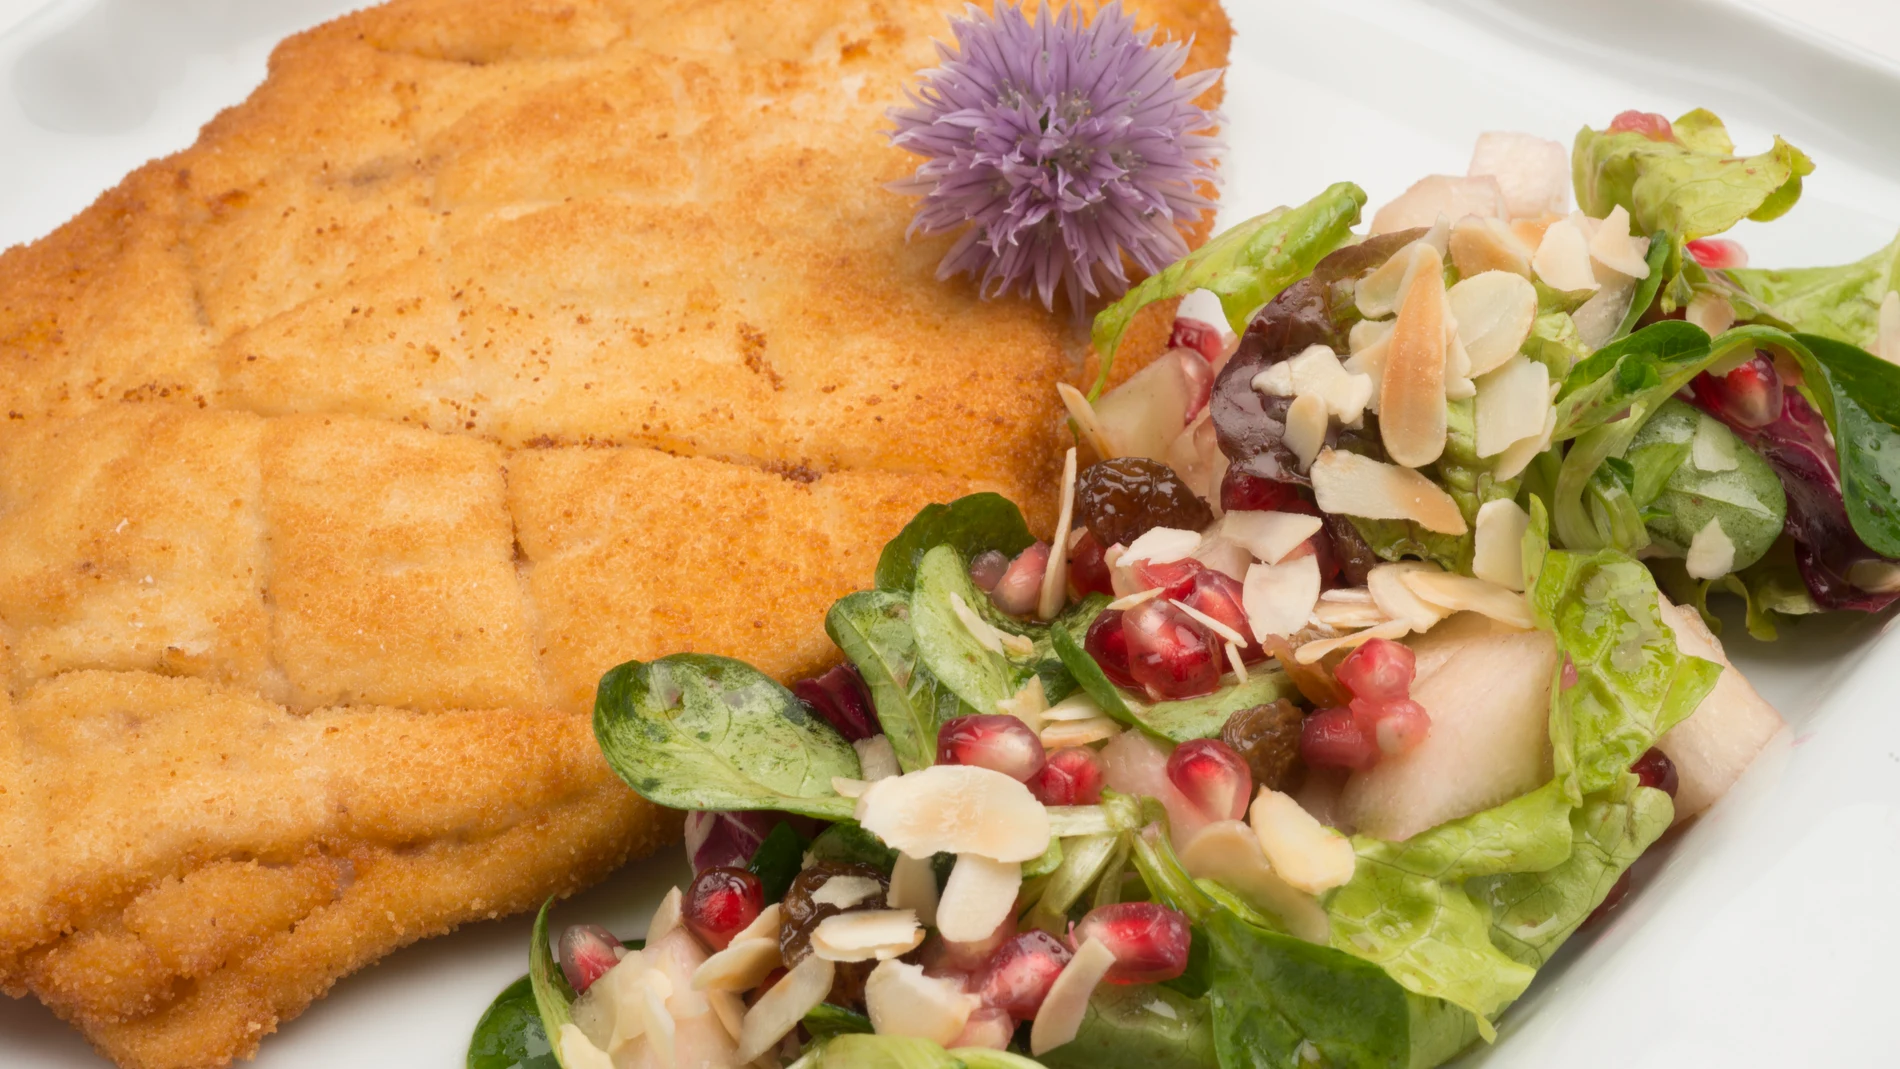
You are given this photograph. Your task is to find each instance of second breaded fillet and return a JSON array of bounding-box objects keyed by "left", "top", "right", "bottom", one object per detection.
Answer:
[{"left": 0, "top": 1, "right": 1229, "bottom": 1066}]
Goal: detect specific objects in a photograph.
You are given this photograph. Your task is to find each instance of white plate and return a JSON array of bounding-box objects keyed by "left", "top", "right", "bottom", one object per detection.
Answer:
[{"left": 4, "top": 0, "right": 1899, "bottom": 1066}]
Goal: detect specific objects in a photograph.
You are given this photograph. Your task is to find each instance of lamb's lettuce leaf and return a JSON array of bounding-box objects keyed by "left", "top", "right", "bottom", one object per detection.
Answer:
[
  {"left": 909, "top": 544, "right": 1033, "bottom": 713},
  {"left": 469, "top": 974, "right": 560, "bottom": 1069},
  {"left": 1721, "top": 230, "right": 1900, "bottom": 350},
  {"left": 1624, "top": 399, "right": 1787, "bottom": 569},
  {"left": 1089, "top": 183, "right": 1367, "bottom": 396},
  {"left": 594, "top": 654, "right": 860, "bottom": 820},
  {"left": 827, "top": 590, "right": 963, "bottom": 772},
  {"left": 527, "top": 900, "right": 575, "bottom": 1069},
  {"left": 803, "top": 1004, "right": 876, "bottom": 1040},
  {"left": 875, "top": 494, "right": 1036, "bottom": 592}
]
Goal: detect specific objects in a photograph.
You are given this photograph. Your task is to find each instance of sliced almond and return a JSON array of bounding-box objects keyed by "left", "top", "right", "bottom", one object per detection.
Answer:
[
  {"left": 1169, "top": 598, "right": 1249, "bottom": 647},
  {"left": 1369, "top": 174, "right": 1506, "bottom": 236},
  {"left": 1122, "top": 526, "right": 1203, "bottom": 566},
  {"left": 1467, "top": 132, "right": 1570, "bottom": 219},
  {"left": 1249, "top": 789, "right": 1357, "bottom": 894},
  {"left": 811, "top": 875, "right": 885, "bottom": 910},
  {"left": 949, "top": 591, "right": 1007, "bottom": 655},
  {"left": 1400, "top": 569, "right": 1535, "bottom": 629},
  {"left": 1350, "top": 317, "right": 1395, "bottom": 354},
  {"left": 1220, "top": 510, "right": 1323, "bottom": 566},
  {"left": 1192, "top": 533, "right": 1253, "bottom": 581},
  {"left": 810, "top": 909, "right": 925, "bottom": 962},
  {"left": 1243, "top": 555, "right": 1322, "bottom": 641},
  {"left": 1056, "top": 382, "right": 1117, "bottom": 460},
  {"left": 1850, "top": 559, "right": 1900, "bottom": 593},
  {"left": 1342, "top": 334, "right": 1390, "bottom": 413},
  {"left": 855, "top": 765, "right": 1051, "bottom": 862},
  {"left": 1309, "top": 450, "right": 1468, "bottom": 535},
  {"left": 1179, "top": 820, "right": 1330, "bottom": 944},
  {"left": 1367, "top": 562, "right": 1448, "bottom": 631},
  {"left": 1686, "top": 290, "right": 1737, "bottom": 337},
  {"left": 1531, "top": 218, "right": 1600, "bottom": 293},
  {"left": 1105, "top": 586, "right": 1164, "bottom": 611},
  {"left": 585, "top": 956, "right": 649, "bottom": 1050},
  {"left": 1312, "top": 597, "right": 1391, "bottom": 631},
  {"left": 1685, "top": 517, "right": 1736, "bottom": 579},
  {"left": 638, "top": 967, "right": 677, "bottom": 1068},
  {"left": 1252, "top": 361, "right": 1294, "bottom": 397},
  {"left": 1447, "top": 271, "right": 1538, "bottom": 377},
  {"left": 888, "top": 852, "right": 941, "bottom": 928},
  {"left": 1283, "top": 392, "right": 1329, "bottom": 470},
  {"left": 1039, "top": 448, "right": 1079, "bottom": 620},
  {"left": 1587, "top": 205, "right": 1652, "bottom": 278},
  {"left": 1030, "top": 936, "right": 1119, "bottom": 1055},
  {"left": 1225, "top": 642, "right": 1250, "bottom": 682},
  {"left": 558, "top": 1023, "right": 617, "bottom": 1069},
  {"left": 1449, "top": 215, "right": 1533, "bottom": 279},
  {"left": 1474, "top": 355, "right": 1552, "bottom": 458},
  {"left": 832, "top": 776, "right": 869, "bottom": 798},
  {"left": 708, "top": 989, "right": 746, "bottom": 1042},
  {"left": 692, "top": 937, "right": 784, "bottom": 992},
  {"left": 854, "top": 735, "right": 900, "bottom": 782},
  {"left": 1040, "top": 717, "right": 1123, "bottom": 749},
  {"left": 731, "top": 903, "right": 783, "bottom": 946},
  {"left": 865, "top": 959, "right": 978, "bottom": 1046},
  {"left": 936, "top": 854, "right": 1023, "bottom": 943},
  {"left": 1511, "top": 214, "right": 1559, "bottom": 250},
  {"left": 1692, "top": 413, "right": 1740, "bottom": 473},
  {"left": 1380, "top": 242, "right": 1450, "bottom": 467},
  {"left": 1472, "top": 499, "right": 1532, "bottom": 591},
  {"left": 1040, "top": 692, "right": 1107, "bottom": 722},
  {"left": 1355, "top": 243, "right": 1420, "bottom": 319},
  {"left": 736, "top": 954, "right": 835, "bottom": 1062},
  {"left": 996, "top": 676, "right": 1049, "bottom": 736},
  {"left": 1494, "top": 407, "right": 1556, "bottom": 481},
  {"left": 1294, "top": 618, "right": 1411, "bottom": 665},
  {"left": 646, "top": 886, "right": 685, "bottom": 944}
]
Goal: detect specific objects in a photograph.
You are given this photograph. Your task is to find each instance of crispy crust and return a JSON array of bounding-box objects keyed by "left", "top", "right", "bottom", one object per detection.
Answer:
[{"left": 0, "top": 1, "right": 1231, "bottom": 1066}]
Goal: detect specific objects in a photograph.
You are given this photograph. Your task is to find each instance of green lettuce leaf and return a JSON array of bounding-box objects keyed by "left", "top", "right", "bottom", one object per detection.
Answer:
[
  {"left": 1721, "top": 230, "right": 1900, "bottom": 349},
  {"left": 826, "top": 590, "right": 965, "bottom": 773},
  {"left": 1573, "top": 108, "right": 1813, "bottom": 243},
  {"left": 1088, "top": 183, "right": 1367, "bottom": 396},
  {"left": 1038, "top": 983, "right": 1218, "bottom": 1069}
]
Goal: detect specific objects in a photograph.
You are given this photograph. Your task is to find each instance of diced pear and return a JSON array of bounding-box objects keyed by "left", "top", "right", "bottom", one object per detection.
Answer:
[
  {"left": 1340, "top": 621, "right": 1557, "bottom": 841},
  {"left": 1655, "top": 600, "right": 1785, "bottom": 825},
  {"left": 1092, "top": 352, "right": 1193, "bottom": 462},
  {"left": 865, "top": 960, "right": 978, "bottom": 1046}
]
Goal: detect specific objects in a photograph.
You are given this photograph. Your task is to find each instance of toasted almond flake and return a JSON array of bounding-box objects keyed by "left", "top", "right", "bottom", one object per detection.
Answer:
[
  {"left": 1179, "top": 820, "right": 1330, "bottom": 944},
  {"left": 1880, "top": 291, "right": 1900, "bottom": 364},
  {"left": 646, "top": 887, "right": 684, "bottom": 943},
  {"left": 1039, "top": 448, "right": 1079, "bottom": 620},
  {"left": 1512, "top": 214, "right": 1558, "bottom": 249},
  {"left": 708, "top": 989, "right": 746, "bottom": 1041},
  {"left": 1221, "top": 510, "right": 1324, "bottom": 565},
  {"left": 889, "top": 852, "right": 941, "bottom": 928},
  {"left": 1106, "top": 586, "right": 1164, "bottom": 611},
  {"left": 638, "top": 968, "right": 677, "bottom": 1066},
  {"left": 1568, "top": 210, "right": 1603, "bottom": 241},
  {"left": 1294, "top": 618, "right": 1411, "bottom": 664},
  {"left": 1494, "top": 408, "right": 1556, "bottom": 481},
  {"left": 810, "top": 910, "right": 924, "bottom": 962},
  {"left": 1531, "top": 219, "right": 1599, "bottom": 293},
  {"left": 856, "top": 765, "right": 1051, "bottom": 862},
  {"left": 1369, "top": 174, "right": 1505, "bottom": 237},
  {"left": 866, "top": 960, "right": 978, "bottom": 1045},
  {"left": 1249, "top": 790, "right": 1357, "bottom": 894},
  {"left": 1171, "top": 598, "right": 1247, "bottom": 646},
  {"left": 937, "top": 855, "right": 1023, "bottom": 942},
  {"left": 732, "top": 904, "right": 783, "bottom": 947},
  {"left": 1285, "top": 344, "right": 1343, "bottom": 395},
  {"left": 1030, "top": 937, "right": 1119, "bottom": 1055},
  {"left": 1686, "top": 290, "right": 1737, "bottom": 336},
  {"left": 1320, "top": 587, "right": 1375, "bottom": 604},
  {"left": 1225, "top": 642, "right": 1250, "bottom": 682},
  {"left": 812, "top": 875, "right": 885, "bottom": 910},
  {"left": 832, "top": 776, "right": 869, "bottom": 798},
  {"left": 1056, "top": 382, "right": 1117, "bottom": 459},
  {"left": 1040, "top": 692, "right": 1107, "bottom": 722},
  {"left": 1472, "top": 499, "right": 1532, "bottom": 591},
  {"left": 1039, "top": 717, "right": 1123, "bottom": 749},
  {"left": 949, "top": 591, "right": 1006, "bottom": 655},
  {"left": 1310, "top": 450, "right": 1468, "bottom": 535},
  {"left": 1849, "top": 559, "right": 1900, "bottom": 593},
  {"left": 559, "top": 1023, "right": 616, "bottom": 1069},
  {"left": 1449, "top": 215, "right": 1533, "bottom": 279},
  {"left": 854, "top": 736, "right": 900, "bottom": 782},
  {"left": 1122, "top": 526, "right": 1203, "bottom": 565},
  {"left": 1468, "top": 132, "right": 1570, "bottom": 219},
  {"left": 1243, "top": 555, "right": 1322, "bottom": 641},
  {"left": 1355, "top": 244, "right": 1418, "bottom": 319},
  {"left": 1447, "top": 271, "right": 1538, "bottom": 377},
  {"left": 1342, "top": 334, "right": 1390, "bottom": 412},
  {"left": 736, "top": 954, "right": 834, "bottom": 1062},
  {"left": 1587, "top": 205, "right": 1652, "bottom": 278},
  {"left": 1000, "top": 631, "right": 1036, "bottom": 656},
  {"left": 584, "top": 954, "right": 646, "bottom": 1049},
  {"left": 1400, "top": 569, "right": 1535, "bottom": 629},
  {"left": 1283, "top": 392, "right": 1329, "bottom": 470},
  {"left": 1380, "top": 243, "right": 1450, "bottom": 467},
  {"left": 692, "top": 937, "right": 784, "bottom": 992},
  {"left": 1350, "top": 317, "right": 1395, "bottom": 353},
  {"left": 1367, "top": 562, "right": 1448, "bottom": 632},
  {"left": 996, "top": 676, "right": 1050, "bottom": 735},
  {"left": 1252, "top": 361, "right": 1294, "bottom": 397},
  {"left": 1474, "top": 355, "right": 1552, "bottom": 458},
  {"left": 1686, "top": 517, "right": 1736, "bottom": 579},
  {"left": 1692, "top": 412, "right": 1740, "bottom": 472},
  {"left": 1192, "top": 533, "right": 1252, "bottom": 581},
  {"left": 1312, "top": 599, "right": 1391, "bottom": 630}
]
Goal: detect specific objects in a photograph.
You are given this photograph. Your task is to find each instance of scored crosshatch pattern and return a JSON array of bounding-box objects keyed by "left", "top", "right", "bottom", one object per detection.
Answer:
[{"left": 0, "top": 0, "right": 1229, "bottom": 1066}]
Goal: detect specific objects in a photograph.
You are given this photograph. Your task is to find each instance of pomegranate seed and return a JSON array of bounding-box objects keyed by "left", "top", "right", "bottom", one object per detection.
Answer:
[
  {"left": 1686, "top": 237, "right": 1748, "bottom": 270},
  {"left": 1631, "top": 747, "right": 1680, "bottom": 798},
  {"left": 990, "top": 542, "right": 1049, "bottom": 616},
  {"left": 1169, "top": 317, "right": 1225, "bottom": 363},
  {"left": 938, "top": 714, "right": 1046, "bottom": 782},
  {"left": 1123, "top": 599, "right": 1222, "bottom": 701},
  {"left": 683, "top": 810, "right": 774, "bottom": 873},
  {"left": 1334, "top": 638, "right": 1415, "bottom": 702},
  {"left": 1069, "top": 531, "right": 1116, "bottom": 598},
  {"left": 969, "top": 550, "right": 1010, "bottom": 592},
  {"left": 1100, "top": 730, "right": 1203, "bottom": 838},
  {"left": 1586, "top": 869, "right": 1633, "bottom": 926},
  {"left": 1175, "top": 350, "right": 1214, "bottom": 423},
  {"left": 953, "top": 1006, "right": 1016, "bottom": 1050},
  {"left": 1027, "top": 746, "right": 1106, "bottom": 806},
  {"left": 684, "top": 866, "right": 764, "bottom": 951},
  {"left": 1694, "top": 352, "right": 1784, "bottom": 428},
  {"left": 1084, "top": 610, "right": 1139, "bottom": 689},
  {"left": 974, "top": 930, "right": 1073, "bottom": 1018},
  {"left": 1073, "top": 902, "right": 1192, "bottom": 984},
  {"left": 558, "top": 924, "right": 623, "bottom": 994},
  {"left": 1180, "top": 570, "right": 1252, "bottom": 650},
  {"left": 1561, "top": 656, "right": 1579, "bottom": 690},
  {"left": 793, "top": 663, "right": 878, "bottom": 742},
  {"left": 1165, "top": 738, "right": 1253, "bottom": 823},
  {"left": 1132, "top": 555, "right": 1205, "bottom": 599},
  {"left": 1219, "top": 467, "right": 1303, "bottom": 513},
  {"left": 1608, "top": 109, "right": 1675, "bottom": 142},
  {"left": 1300, "top": 706, "right": 1379, "bottom": 771},
  {"left": 1352, "top": 697, "right": 1431, "bottom": 757}
]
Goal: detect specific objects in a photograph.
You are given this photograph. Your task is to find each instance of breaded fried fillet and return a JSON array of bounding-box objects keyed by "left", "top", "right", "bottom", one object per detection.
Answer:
[{"left": 0, "top": 1, "right": 1228, "bottom": 1066}]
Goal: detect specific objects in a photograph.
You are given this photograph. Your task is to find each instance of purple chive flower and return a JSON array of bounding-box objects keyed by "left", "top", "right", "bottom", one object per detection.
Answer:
[{"left": 887, "top": 1, "right": 1224, "bottom": 314}]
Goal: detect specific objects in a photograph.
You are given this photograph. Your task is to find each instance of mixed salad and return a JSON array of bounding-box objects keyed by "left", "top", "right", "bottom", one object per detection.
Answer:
[{"left": 467, "top": 109, "right": 1900, "bottom": 1069}]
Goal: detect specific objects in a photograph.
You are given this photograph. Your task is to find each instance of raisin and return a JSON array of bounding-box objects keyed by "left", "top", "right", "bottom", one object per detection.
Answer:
[
  {"left": 779, "top": 860, "right": 888, "bottom": 964},
  {"left": 1221, "top": 700, "right": 1307, "bottom": 793},
  {"left": 1076, "top": 457, "right": 1213, "bottom": 549}
]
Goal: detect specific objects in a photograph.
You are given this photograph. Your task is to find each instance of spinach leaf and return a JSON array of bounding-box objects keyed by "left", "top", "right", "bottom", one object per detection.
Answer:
[
  {"left": 750, "top": 821, "right": 810, "bottom": 902},
  {"left": 910, "top": 545, "right": 1029, "bottom": 714},
  {"left": 1051, "top": 622, "right": 1293, "bottom": 742},
  {"left": 594, "top": 654, "right": 860, "bottom": 820},
  {"left": 1797, "top": 332, "right": 1900, "bottom": 558},
  {"left": 827, "top": 590, "right": 965, "bottom": 773},
  {"left": 804, "top": 1003, "right": 876, "bottom": 1040},
  {"left": 1089, "top": 183, "right": 1367, "bottom": 396},
  {"left": 1551, "top": 320, "right": 1714, "bottom": 441},
  {"left": 1723, "top": 230, "right": 1900, "bottom": 349},
  {"left": 527, "top": 900, "right": 575, "bottom": 1068},
  {"left": 1037, "top": 983, "right": 1218, "bottom": 1069},
  {"left": 806, "top": 1035, "right": 1043, "bottom": 1069},
  {"left": 468, "top": 975, "right": 560, "bottom": 1069},
  {"left": 806, "top": 822, "right": 900, "bottom": 873},
  {"left": 875, "top": 495, "right": 1036, "bottom": 593}
]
